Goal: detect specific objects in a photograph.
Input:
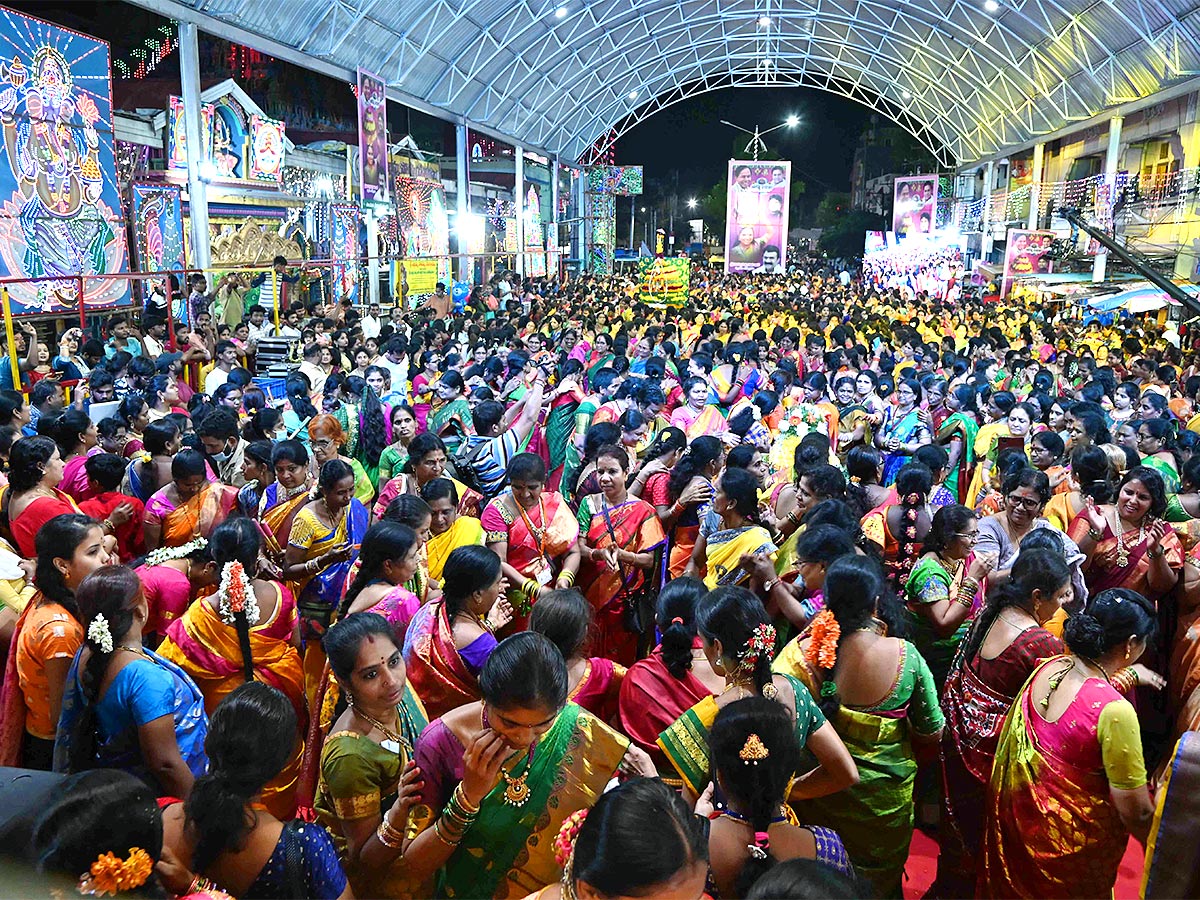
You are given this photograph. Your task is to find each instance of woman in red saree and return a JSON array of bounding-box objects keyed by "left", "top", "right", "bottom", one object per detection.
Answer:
[
  {"left": 403, "top": 544, "right": 512, "bottom": 719},
  {"left": 930, "top": 548, "right": 1070, "bottom": 898},
  {"left": 142, "top": 449, "right": 238, "bottom": 552},
  {"left": 1068, "top": 466, "right": 1183, "bottom": 604},
  {"left": 5, "top": 437, "right": 84, "bottom": 557},
  {"left": 576, "top": 445, "right": 665, "bottom": 666},
  {"left": 978, "top": 588, "right": 1160, "bottom": 898},
  {"left": 618, "top": 576, "right": 723, "bottom": 772},
  {"left": 481, "top": 452, "right": 580, "bottom": 630}
]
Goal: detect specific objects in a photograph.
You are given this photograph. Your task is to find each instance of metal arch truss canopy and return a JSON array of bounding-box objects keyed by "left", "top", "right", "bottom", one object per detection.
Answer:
[{"left": 136, "top": 0, "right": 1200, "bottom": 168}]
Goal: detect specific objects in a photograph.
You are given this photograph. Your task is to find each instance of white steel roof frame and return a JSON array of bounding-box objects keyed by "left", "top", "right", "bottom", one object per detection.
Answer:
[{"left": 127, "top": 0, "right": 1200, "bottom": 168}]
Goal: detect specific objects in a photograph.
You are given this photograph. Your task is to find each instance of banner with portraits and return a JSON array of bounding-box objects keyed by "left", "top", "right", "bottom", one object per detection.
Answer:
[
  {"left": 1002, "top": 228, "right": 1055, "bottom": 298},
  {"left": 724, "top": 160, "right": 790, "bottom": 274},
  {"left": 357, "top": 69, "right": 388, "bottom": 202},
  {"left": 892, "top": 175, "right": 938, "bottom": 239}
]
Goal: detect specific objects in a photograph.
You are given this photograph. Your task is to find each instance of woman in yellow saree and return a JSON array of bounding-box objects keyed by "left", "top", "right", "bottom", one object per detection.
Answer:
[
  {"left": 142, "top": 449, "right": 237, "bottom": 552},
  {"left": 406, "top": 632, "right": 647, "bottom": 899},
  {"left": 422, "top": 478, "right": 485, "bottom": 583},
  {"left": 255, "top": 439, "right": 312, "bottom": 577},
  {"left": 702, "top": 469, "right": 777, "bottom": 589},
  {"left": 978, "top": 588, "right": 1158, "bottom": 898},
  {"left": 156, "top": 519, "right": 305, "bottom": 819},
  {"left": 282, "top": 459, "right": 370, "bottom": 702}
]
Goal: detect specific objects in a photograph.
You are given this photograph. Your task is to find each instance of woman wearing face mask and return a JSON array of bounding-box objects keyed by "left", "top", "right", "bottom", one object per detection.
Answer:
[
  {"left": 931, "top": 549, "right": 1072, "bottom": 898},
  {"left": 142, "top": 449, "right": 237, "bottom": 553},
  {"left": 236, "top": 440, "right": 274, "bottom": 518},
  {"left": 978, "top": 588, "right": 1159, "bottom": 898},
  {"left": 407, "top": 632, "right": 648, "bottom": 898}
]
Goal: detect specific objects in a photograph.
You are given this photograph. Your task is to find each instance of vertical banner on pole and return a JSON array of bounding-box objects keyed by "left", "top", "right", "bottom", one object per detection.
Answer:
[
  {"left": 357, "top": 70, "right": 388, "bottom": 203},
  {"left": 1, "top": 287, "right": 19, "bottom": 390},
  {"left": 724, "top": 161, "right": 791, "bottom": 274}
]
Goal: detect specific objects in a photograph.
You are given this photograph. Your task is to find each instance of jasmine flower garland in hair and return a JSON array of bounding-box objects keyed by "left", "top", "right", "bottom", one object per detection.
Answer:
[
  {"left": 217, "top": 560, "right": 258, "bottom": 627},
  {"left": 87, "top": 613, "right": 113, "bottom": 654},
  {"left": 145, "top": 537, "right": 207, "bottom": 568}
]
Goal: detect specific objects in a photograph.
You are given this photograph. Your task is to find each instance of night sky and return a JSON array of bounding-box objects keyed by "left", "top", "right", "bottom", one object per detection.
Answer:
[{"left": 615, "top": 87, "right": 871, "bottom": 214}]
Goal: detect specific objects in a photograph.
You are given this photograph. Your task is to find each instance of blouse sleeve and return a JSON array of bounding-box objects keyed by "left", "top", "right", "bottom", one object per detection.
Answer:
[
  {"left": 1097, "top": 698, "right": 1148, "bottom": 790},
  {"left": 909, "top": 566, "right": 951, "bottom": 608},
  {"left": 646, "top": 473, "right": 671, "bottom": 508},
  {"left": 576, "top": 496, "right": 595, "bottom": 534},
  {"left": 120, "top": 660, "right": 177, "bottom": 726},
  {"left": 32, "top": 613, "right": 83, "bottom": 664},
  {"left": 288, "top": 509, "right": 318, "bottom": 551},
  {"left": 905, "top": 644, "right": 946, "bottom": 736},
  {"left": 294, "top": 822, "right": 349, "bottom": 900},
  {"left": 414, "top": 719, "right": 463, "bottom": 810},
  {"left": 786, "top": 674, "right": 827, "bottom": 744},
  {"left": 480, "top": 501, "right": 509, "bottom": 544},
  {"left": 320, "top": 733, "right": 382, "bottom": 821}
]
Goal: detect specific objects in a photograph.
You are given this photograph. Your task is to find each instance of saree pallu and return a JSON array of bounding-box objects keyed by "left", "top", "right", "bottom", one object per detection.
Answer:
[
  {"left": 879, "top": 408, "right": 925, "bottom": 486},
  {"left": 545, "top": 389, "right": 582, "bottom": 491},
  {"left": 155, "top": 586, "right": 305, "bottom": 819},
  {"left": 293, "top": 500, "right": 370, "bottom": 633},
  {"left": 618, "top": 644, "right": 710, "bottom": 769},
  {"left": 58, "top": 454, "right": 95, "bottom": 503},
  {"left": 836, "top": 404, "right": 871, "bottom": 458},
  {"left": 978, "top": 664, "right": 1128, "bottom": 899},
  {"left": 438, "top": 704, "right": 628, "bottom": 899},
  {"left": 585, "top": 352, "right": 613, "bottom": 387},
  {"left": 427, "top": 516, "right": 485, "bottom": 582},
  {"left": 964, "top": 422, "right": 1008, "bottom": 510},
  {"left": 1143, "top": 455, "right": 1181, "bottom": 493},
  {"left": 146, "top": 483, "right": 238, "bottom": 548},
  {"left": 404, "top": 600, "right": 482, "bottom": 720},
  {"left": 430, "top": 396, "right": 473, "bottom": 456},
  {"left": 374, "top": 474, "right": 482, "bottom": 522},
  {"left": 934, "top": 653, "right": 1021, "bottom": 898},
  {"left": 562, "top": 399, "right": 597, "bottom": 494},
  {"left": 1142, "top": 730, "right": 1200, "bottom": 899},
  {"left": 657, "top": 672, "right": 816, "bottom": 797},
  {"left": 577, "top": 497, "right": 665, "bottom": 667},
  {"left": 703, "top": 525, "right": 776, "bottom": 590},
  {"left": 258, "top": 484, "right": 310, "bottom": 558},
  {"left": 937, "top": 411, "right": 979, "bottom": 504},
  {"left": 903, "top": 556, "right": 975, "bottom": 691},
  {"left": 53, "top": 649, "right": 208, "bottom": 789},
  {"left": 684, "top": 405, "right": 728, "bottom": 439},
  {"left": 482, "top": 492, "right": 579, "bottom": 627},
  {"left": 1168, "top": 553, "right": 1200, "bottom": 739}
]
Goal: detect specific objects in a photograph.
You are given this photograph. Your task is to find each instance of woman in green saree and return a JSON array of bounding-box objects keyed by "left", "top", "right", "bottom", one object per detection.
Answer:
[
  {"left": 657, "top": 585, "right": 858, "bottom": 805},
  {"left": 564, "top": 368, "right": 619, "bottom": 494},
  {"left": 545, "top": 359, "right": 584, "bottom": 491},
  {"left": 935, "top": 385, "right": 979, "bottom": 504},
  {"left": 429, "top": 372, "right": 475, "bottom": 458},
  {"left": 407, "top": 632, "right": 655, "bottom": 899},
  {"left": 772, "top": 555, "right": 944, "bottom": 899},
  {"left": 1138, "top": 418, "right": 1182, "bottom": 493},
  {"left": 585, "top": 332, "right": 615, "bottom": 387},
  {"left": 312, "top": 612, "right": 430, "bottom": 899}
]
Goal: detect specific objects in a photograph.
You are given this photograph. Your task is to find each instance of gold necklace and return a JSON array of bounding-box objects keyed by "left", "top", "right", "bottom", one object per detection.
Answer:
[
  {"left": 353, "top": 705, "right": 412, "bottom": 756},
  {"left": 1114, "top": 519, "right": 1145, "bottom": 568}
]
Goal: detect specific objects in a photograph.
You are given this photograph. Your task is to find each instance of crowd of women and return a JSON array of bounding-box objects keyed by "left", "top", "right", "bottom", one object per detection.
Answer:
[{"left": 0, "top": 263, "right": 1198, "bottom": 899}]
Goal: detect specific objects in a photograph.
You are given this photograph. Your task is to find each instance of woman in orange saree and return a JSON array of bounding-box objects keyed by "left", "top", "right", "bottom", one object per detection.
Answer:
[
  {"left": 978, "top": 589, "right": 1158, "bottom": 899},
  {"left": 576, "top": 446, "right": 665, "bottom": 667},
  {"left": 142, "top": 449, "right": 237, "bottom": 551},
  {"left": 156, "top": 519, "right": 305, "bottom": 819},
  {"left": 480, "top": 453, "right": 580, "bottom": 630}
]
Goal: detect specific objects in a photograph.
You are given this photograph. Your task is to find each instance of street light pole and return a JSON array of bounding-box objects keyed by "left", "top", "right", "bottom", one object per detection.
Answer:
[{"left": 719, "top": 116, "right": 799, "bottom": 160}]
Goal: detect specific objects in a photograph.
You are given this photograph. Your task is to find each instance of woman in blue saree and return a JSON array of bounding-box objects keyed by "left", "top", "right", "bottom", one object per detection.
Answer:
[
  {"left": 53, "top": 567, "right": 207, "bottom": 797},
  {"left": 875, "top": 378, "right": 931, "bottom": 486},
  {"left": 283, "top": 459, "right": 370, "bottom": 703}
]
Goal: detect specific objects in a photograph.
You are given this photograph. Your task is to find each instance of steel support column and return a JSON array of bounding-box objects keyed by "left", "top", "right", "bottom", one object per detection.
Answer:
[
  {"left": 179, "top": 22, "right": 210, "bottom": 273},
  {"left": 1093, "top": 117, "right": 1124, "bottom": 283}
]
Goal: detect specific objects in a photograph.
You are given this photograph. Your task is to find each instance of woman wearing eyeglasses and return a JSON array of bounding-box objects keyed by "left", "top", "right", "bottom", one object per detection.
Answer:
[
  {"left": 974, "top": 466, "right": 1087, "bottom": 598},
  {"left": 903, "top": 504, "right": 993, "bottom": 693}
]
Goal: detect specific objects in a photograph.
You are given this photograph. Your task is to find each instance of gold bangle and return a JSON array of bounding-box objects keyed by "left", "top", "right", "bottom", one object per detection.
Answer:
[
  {"left": 376, "top": 819, "right": 405, "bottom": 849},
  {"left": 452, "top": 782, "right": 480, "bottom": 815}
]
